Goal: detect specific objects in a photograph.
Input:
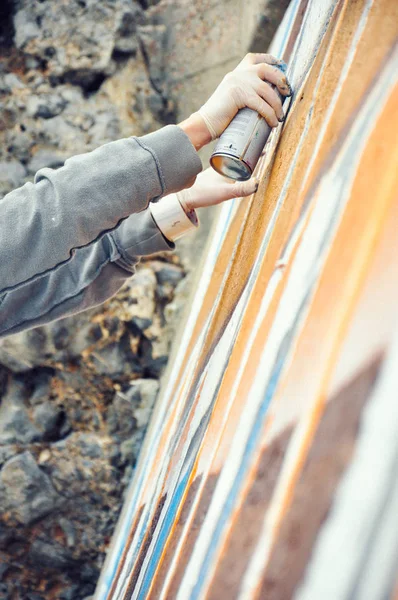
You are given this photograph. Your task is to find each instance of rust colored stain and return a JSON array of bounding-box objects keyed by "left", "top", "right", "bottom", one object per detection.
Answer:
[
  {"left": 94, "top": 1, "right": 398, "bottom": 599},
  {"left": 258, "top": 356, "right": 382, "bottom": 600}
]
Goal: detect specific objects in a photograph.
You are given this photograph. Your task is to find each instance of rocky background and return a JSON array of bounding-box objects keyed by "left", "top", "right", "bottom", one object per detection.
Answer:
[{"left": 0, "top": 1, "right": 287, "bottom": 598}]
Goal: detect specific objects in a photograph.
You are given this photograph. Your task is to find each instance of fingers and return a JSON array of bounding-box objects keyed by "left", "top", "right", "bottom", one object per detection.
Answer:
[
  {"left": 246, "top": 93, "right": 279, "bottom": 127},
  {"left": 255, "top": 63, "right": 293, "bottom": 96},
  {"left": 256, "top": 81, "right": 284, "bottom": 121},
  {"left": 184, "top": 168, "right": 259, "bottom": 209},
  {"left": 240, "top": 52, "right": 280, "bottom": 67},
  {"left": 232, "top": 177, "right": 259, "bottom": 197},
  {"left": 213, "top": 176, "right": 258, "bottom": 204}
]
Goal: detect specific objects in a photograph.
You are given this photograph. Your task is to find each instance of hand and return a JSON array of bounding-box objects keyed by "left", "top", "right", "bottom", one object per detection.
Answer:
[
  {"left": 176, "top": 168, "right": 258, "bottom": 212},
  {"left": 198, "top": 53, "right": 293, "bottom": 140}
]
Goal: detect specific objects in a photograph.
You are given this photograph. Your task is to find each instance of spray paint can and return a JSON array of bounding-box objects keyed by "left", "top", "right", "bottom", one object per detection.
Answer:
[{"left": 210, "top": 64, "right": 288, "bottom": 181}]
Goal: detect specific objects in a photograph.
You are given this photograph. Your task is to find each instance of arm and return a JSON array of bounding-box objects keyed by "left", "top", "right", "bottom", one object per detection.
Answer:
[
  {"left": 0, "top": 124, "right": 202, "bottom": 296},
  {"left": 0, "top": 52, "right": 291, "bottom": 338},
  {"left": 0, "top": 168, "right": 258, "bottom": 339},
  {"left": 0, "top": 207, "right": 174, "bottom": 339},
  {"left": 1, "top": 51, "right": 290, "bottom": 298}
]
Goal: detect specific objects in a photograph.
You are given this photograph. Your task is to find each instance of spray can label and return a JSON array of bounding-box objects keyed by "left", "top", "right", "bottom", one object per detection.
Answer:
[{"left": 211, "top": 107, "right": 273, "bottom": 176}]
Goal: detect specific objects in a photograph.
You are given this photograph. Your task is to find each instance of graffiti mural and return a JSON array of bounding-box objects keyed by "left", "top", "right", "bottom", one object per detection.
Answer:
[{"left": 95, "top": 0, "right": 398, "bottom": 598}]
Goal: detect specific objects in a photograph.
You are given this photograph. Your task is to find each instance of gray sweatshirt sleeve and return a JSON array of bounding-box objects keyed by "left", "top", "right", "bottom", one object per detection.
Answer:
[
  {"left": 0, "top": 124, "right": 202, "bottom": 338},
  {"left": 0, "top": 124, "right": 202, "bottom": 295},
  {"left": 0, "top": 208, "right": 174, "bottom": 338}
]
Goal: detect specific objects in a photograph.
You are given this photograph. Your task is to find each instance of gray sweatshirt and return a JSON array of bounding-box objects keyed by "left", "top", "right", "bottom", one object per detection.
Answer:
[{"left": 0, "top": 125, "right": 202, "bottom": 339}]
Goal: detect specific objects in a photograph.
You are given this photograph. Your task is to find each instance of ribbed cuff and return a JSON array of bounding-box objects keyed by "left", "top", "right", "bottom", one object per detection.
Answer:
[
  {"left": 138, "top": 125, "right": 203, "bottom": 196},
  {"left": 149, "top": 194, "right": 199, "bottom": 241}
]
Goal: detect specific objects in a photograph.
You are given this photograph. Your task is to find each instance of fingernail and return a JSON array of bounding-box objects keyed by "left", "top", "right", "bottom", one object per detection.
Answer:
[
  {"left": 278, "top": 114, "right": 285, "bottom": 123},
  {"left": 278, "top": 77, "right": 293, "bottom": 96}
]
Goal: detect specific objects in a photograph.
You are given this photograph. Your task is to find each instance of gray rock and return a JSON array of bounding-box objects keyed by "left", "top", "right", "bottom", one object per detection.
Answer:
[
  {"left": 155, "top": 264, "right": 185, "bottom": 286},
  {"left": 0, "top": 402, "right": 40, "bottom": 444},
  {"left": 58, "top": 517, "right": 77, "bottom": 548},
  {"left": 28, "top": 370, "right": 53, "bottom": 406},
  {"left": 0, "top": 446, "right": 18, "bottom": 468},
  {"left": 0, "top": 78, "right": 10, "bottom": 97},
  {"left": 0, "top": 105, "right": 18, "bottom": 130},
  {"left": 87, "top": 111, "right": 120, "bottom": 147},
  {"left": 129, "top": 378, "right": 159, "bottom": 427},
  {"left": 122, "top": 268, "right": 157, "bottom": 321},
  {"left": 146, "top": 87, "right": 163, "bottom": 111},
  {"left": 32, "top": 401, "right": 66, "bottom": 441},
  {"left": 74, "top": 433, "right": 103, "bottom": 459},
  {"left": 120, "top": 430, "right": 144, "bottom": 465},
  {"left": 60, "top": 587, "right": 83, "bottom": 600},
  {"left": 28, "top": 149, "right": 67, "bottom": 174},
  {"left": 121, "top": 464, "right": 134, "bottom": 488},
  {"left": 0, "top": 329, "right": 49, "bottom": 372},
  {"left": 0, "top": 379, "right": 41, "bottom": 444},
  {"left": 0, "top": 161, "right": 27, "bottom": 188},
  {"left": 0, "top": 129, "right": 33, "bottom": 164},
  {"left": 28, "top": 538, "right": 75, "bottom": 570},
  {"left": 3, "top": 74, "right": 25, "bottom": 90},
  {"left": 25, "top": 56, "right": 41, "bottom": 70},
  {"left": 137, "top": 24, "right": 167, "bottom": 90},
  {"left": 156, "top": 282, "right": 175, "bottom": 302},
  {"left": 107, "top": 387, "right": 140, "bottom": 437},
  {"left": 27, "top": 94, "right": 68, "bottom": 119},
  {"left": 0, "top": 582, "right": 11, "bottom": 599},
  {"left": 13, "top": 0, "right": 119, "bottom": 77},
  {"left": 110, "top": 378, "right": 159, "bottom": 441},
  {"left": 0, "top": 451, "right": 60, "bottom": 525},
  {"left": 129, "top": 316, "right": 153, "bottom": 334},
  {"left": 143, "top": 355, "right": 168, "bottom": 378},
  {"left": 0, "top": 316, "right": 101, "bottom": 370},
  {"left": 91, "top": 342, "right": 138, "bottom": 377},
  {"left": 114, "top": 1, "right": 145, "bottom": 54},
  {"left": 39, "top": 114, "right": 87, "bottom": 148},
  {"left": 13, "top": 9, "right": 41, "bottom": 49},
  {"left": 0, "top": 365, "right": 8, "bottom": 398}
]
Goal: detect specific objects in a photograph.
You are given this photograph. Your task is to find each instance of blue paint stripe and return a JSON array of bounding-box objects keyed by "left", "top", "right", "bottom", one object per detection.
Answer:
[
  {"left": 190, "top": 352, "right": 287, "bottom": 599},
  {"left": 136, "top": 467, "right": 192, "bottom": 598}
]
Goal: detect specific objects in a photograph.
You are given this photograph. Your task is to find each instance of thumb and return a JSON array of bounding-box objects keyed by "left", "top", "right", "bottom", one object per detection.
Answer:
[{"left": 230, "top": 177, "right": 259, "bottom": 198}]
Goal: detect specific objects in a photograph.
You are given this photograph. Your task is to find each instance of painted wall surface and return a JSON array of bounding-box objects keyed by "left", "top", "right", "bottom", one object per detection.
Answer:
[{"left": 95, "top": 0, "right": 398, "bottom": 598}]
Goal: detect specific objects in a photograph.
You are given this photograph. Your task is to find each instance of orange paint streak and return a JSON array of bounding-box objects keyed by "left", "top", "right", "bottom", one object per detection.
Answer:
[{"left": 249, "top": 85, "right": 398, "bottom": 597}]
